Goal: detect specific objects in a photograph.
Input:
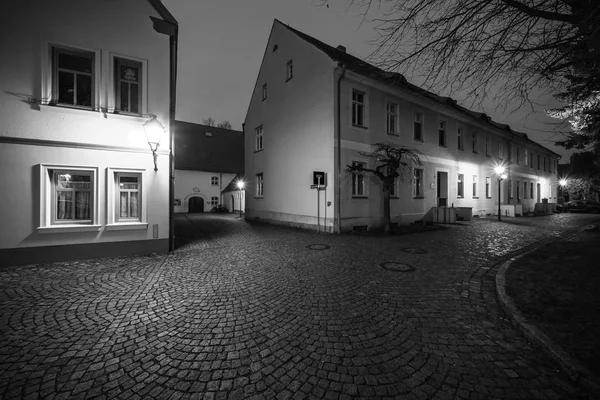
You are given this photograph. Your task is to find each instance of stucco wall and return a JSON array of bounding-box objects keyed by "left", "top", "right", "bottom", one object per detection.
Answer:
[{"left": 174, "top": 170, "right": 237, "bottom": 213}]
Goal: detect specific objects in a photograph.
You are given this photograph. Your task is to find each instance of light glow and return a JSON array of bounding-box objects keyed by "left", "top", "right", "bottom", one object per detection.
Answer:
[
  {"left": 559, "top": 178, "right": 568, "bottom": 187},
  {"left": 237, "top": 180, "right": 245, "bottom": 189}
]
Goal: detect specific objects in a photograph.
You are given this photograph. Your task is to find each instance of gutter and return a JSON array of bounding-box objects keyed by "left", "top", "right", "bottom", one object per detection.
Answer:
[
  {"left": 148, "top": 0, "right": 178, "bottom": 252},
  {"left": 335, "top": 62, "right": 346, "bottom": 233}
]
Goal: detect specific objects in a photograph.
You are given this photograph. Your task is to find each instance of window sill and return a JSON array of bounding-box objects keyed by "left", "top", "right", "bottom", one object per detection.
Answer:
[
  {"left": 254, "top": 196, "right": 264, "bottom": 199},
  {"left": 413, "top": 138, "right": 424, "bottom": 142},
  {"left": 457, "top": 196, "right": 464, "bottom": 199},
  {"left": 486, "top": 196, "right": 492, "bottom": 199},
  {"left": 472, "top": 197, "right": 479, "bottom": 199},
  {"left": 352, "top": 124, "right": 368, "bottom": 130},
  {"left": 352, "top": 196, "right": 368, "bottom": 199},
  {"left": 254, "top": 149, "right": 264, "bottom": 153},
  {"left": 39, "top": 104, "right": 99, "bottom": 117},
  {"left": 38, "top": 224, "right": 102, "bottom": 234},
  {"left": 387, "top": 132, "right": 399, "bottom": 137},
  {"left": 105, "top": 223, "right": 148, "bottom": 231},
  {"left": 413, "top": 196, "right": 424, "bottom": 199}
]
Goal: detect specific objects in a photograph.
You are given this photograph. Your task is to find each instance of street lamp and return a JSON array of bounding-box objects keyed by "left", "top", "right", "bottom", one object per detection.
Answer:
[
  {"left": 494, "top": 165, "right": 507, "bottom": 221},
  {"left": 143, "top": 115, "right": 164, "bottom": 171},
  {"left": 559, "top": 178, "right": 568, "bottom": 209},
  {"left": 236, "top": 180, "right": 245, "bottom": 218}
]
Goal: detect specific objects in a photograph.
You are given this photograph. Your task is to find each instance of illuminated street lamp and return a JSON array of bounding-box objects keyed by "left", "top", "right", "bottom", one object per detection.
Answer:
[
  {"left": 236, "top": 180, "right": 245, "bottom": 218},
  {"left": 494, "top": 165, "right": 507, "bottom": 221},
  {"left": 143, "top": 115, "right": 164, "bottom": 171},
  {"left": 559, "top": 178, "right": 568, "bottom": 209}
]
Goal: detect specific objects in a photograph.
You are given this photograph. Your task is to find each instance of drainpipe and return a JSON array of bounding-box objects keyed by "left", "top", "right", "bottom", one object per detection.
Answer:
[
  {"left": 335, "top": 62, "right": 346, "bottom": 233},
  {"left": 150, "top": 8, "right": 178, "bottom": 252}
]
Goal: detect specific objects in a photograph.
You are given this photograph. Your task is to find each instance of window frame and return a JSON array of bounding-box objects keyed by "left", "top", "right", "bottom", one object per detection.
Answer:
[
  {"left": 262, "top": 83, "right": 267, "bottom": 101},
  {"left": 438, "top": 121, "right": 447, "bottom": 147},
  {"left": 413, "top": 168, "right": 424, "bottom": 198},
  {"left": 211, "top": 176, "right": 219, "bottom": 186},
  {"left": 351, "top": 161, "right": 368, "bottom": 197},
  {"left": 210, "top": 196, "right": 219, "bottom": 206},
  {"left": 256, "top": 173, "right": 264, "bottom": 197},
  {"left": 457, "top": 128, "right": 464, "bottom": 150},
  {"left": 106, "top": 167, "right": 147, "bottom": 230},
  {"left": 114, "top": 56, "right": 143, "bottom": 116},
  {"left": 255, "top": 125, "right": 263, "bottom": 151},
  {"left": 39, "top": 164, "right": 100, "bottom": 233},
  {"left": 485, "top": 177, "right": 491, "bottom": 199},
  {"left": 472, "top": 175, "right": 478, "bottom": 198},
  {"left": 51, "top": 46, "right": 96, "bottom": 110},
  {"left": 384, "top": 166, "right": 398, "bottom": 197},
  {"left": 386, "top": 102, "right": 399, "bottom": 135},
  {"left": 472, "top": 132, "right": 478, "bottom": 154},
  {"left": 351, "top": 89, "right": 368, "bottom": 128},
  {"left": 457, "top": 173, "right": 464, "bottom": 198},
  {"left": 286, "top": 59, "right": 293, "bottom": 81},
  {"left": 413, "top": 111, "right": 424, "bottom": 142}
]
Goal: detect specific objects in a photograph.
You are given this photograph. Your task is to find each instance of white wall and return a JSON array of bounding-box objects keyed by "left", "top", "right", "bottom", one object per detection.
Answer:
[{"left": 174, "top": 170, "right": 237, "bottom": 213}]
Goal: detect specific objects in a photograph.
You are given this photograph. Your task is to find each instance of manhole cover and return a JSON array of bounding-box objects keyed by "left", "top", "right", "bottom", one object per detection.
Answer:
[
  {"left": 306, "top": 244, "right": 330, "bottom": 250},
  {"left": 401, "top": 247, "right": 428, "bottom": 254},
  {"left": 380, "top": 262, "right": 415, "bottom": 272}
]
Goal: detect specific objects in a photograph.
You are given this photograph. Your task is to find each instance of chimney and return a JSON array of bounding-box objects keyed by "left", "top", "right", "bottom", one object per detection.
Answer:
[{"left": 336, "top": 45, "right": 346, "bottom": 53}]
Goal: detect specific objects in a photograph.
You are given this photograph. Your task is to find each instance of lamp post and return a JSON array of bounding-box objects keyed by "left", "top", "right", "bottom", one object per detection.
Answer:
[
  {"left": 143, "top": 115, "right": 164, "bottom": 171},
  {"left": 236, "top": 180, "right": 244, "bottom": 218},
  {"left": 494, "top": 165, "right": 507, "bottom": 221},
  {"left": 559, "top": 178, "right": 568, "bottom": 210}
]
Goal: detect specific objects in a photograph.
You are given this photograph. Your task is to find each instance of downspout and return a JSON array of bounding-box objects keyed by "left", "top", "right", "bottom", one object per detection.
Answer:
[
  {"left": 335, "top": 62, "right": 345, "bottom": 233},
  {"left": 150, "top": 12, "right": 178, "bottom": 252}
]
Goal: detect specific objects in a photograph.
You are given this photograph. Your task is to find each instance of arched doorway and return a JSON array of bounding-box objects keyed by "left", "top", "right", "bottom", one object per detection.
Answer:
[{"left": 188, "top": 196, "right": 204, "bottom": 213}]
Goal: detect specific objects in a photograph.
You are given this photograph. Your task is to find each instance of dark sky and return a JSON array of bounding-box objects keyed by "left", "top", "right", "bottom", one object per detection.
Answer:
[{"left": 163, "top": 0, "right": 573, "bottom": 161}]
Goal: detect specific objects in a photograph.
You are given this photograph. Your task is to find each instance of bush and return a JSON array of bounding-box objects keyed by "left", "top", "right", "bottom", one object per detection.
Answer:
[{"left": 210, "top": 205, "right": 229, "bottom": 213}]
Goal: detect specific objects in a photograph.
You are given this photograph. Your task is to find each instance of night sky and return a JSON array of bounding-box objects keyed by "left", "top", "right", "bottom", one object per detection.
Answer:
[{"left": 163, "top": 0, "right": 572, "bottom": 160}]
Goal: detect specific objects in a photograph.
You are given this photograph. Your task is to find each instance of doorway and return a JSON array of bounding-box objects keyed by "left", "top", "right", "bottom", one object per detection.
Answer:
[
  {"left": 536, "top": 183, "right": 541, "bottom": 203},
  {"left": 188, "top": 196, "right": 204, "bottom": 213},
  {"left": 437, "top": 171, "right": 448, "bottom": 206}
]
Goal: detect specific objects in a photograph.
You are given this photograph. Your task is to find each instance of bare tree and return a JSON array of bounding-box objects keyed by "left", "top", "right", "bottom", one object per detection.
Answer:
[
  {"left": 338, "top": 0, "right": 599, "bottom": 112},
  {"left": 202, "top": 117, "right": 216, "bottom": 126},
  {"left": 217, "top": 121, "right": 232, "bottom": 129},
  {"left": 347, "top": 143, "right": 423, "bottom": 234}
]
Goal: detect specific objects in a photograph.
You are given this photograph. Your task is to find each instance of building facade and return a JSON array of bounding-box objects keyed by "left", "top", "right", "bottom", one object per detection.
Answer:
[
  {"left": 244, "top": 20, "right": 560, "bottom": 232},
  {"left": 0, "top": 0, "right": 177, "bottom": 266},
  {"left": 173, "top": 121, "right": 244, "bottom": 213}
]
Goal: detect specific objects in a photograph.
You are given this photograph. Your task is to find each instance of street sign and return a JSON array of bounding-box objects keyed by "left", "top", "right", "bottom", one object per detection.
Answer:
[
  {"left": 310, "top": 184, "right": 326, "bottom": 190},
  {"left": 313, "top": 171, "right": 326, "bottom": 187}
]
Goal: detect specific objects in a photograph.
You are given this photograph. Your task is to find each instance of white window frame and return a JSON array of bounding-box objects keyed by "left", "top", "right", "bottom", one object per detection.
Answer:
[
  {"left": 351, "top": 161, "right": 367, "bottom": 197},
  {"left": 211, "top": 176, "right": 219, "bottom": 186},
  {"left": 109, "top": 53, "right": 148, "bottom": 115},
  {"left": 256, "top": 173, "right": 264, "bottom": 197},
  {"left": 485, "top": 177, "right": 491, "bottom": 198},
  {"left": 413, "top": 111, "right": 423, "bottom": 141},
  {"left": 386, "top": 102, "right": 399, "bottom": 135},
  {"left": 255, "top": 125, "right": 263, "bottom": 151},
  {"left": 351, "top": 89, "right": 368, "bottom": 128},
  {"left": 438, "top": 121, "right": 446, "bottom": 147},
  {"left": 38, "top": 164, "right": 100, "bottom": 233},
  {"left": 457, "top": 173, "right": 464, "bottom": 198},
  {"left": 413, "top": 168, "right": 424, "bottom": 198},
  {"left": 457, "top": 128, "right": 464, "bottom": 150},
  {"left": 472, "top": 175, "right": 478, "bottom": 198},
  {"left": 106, "top": 167, "right": 147, "bottom": 230},
  {"left": 210, "top": 196, "right": 219, "bottom": 206}
]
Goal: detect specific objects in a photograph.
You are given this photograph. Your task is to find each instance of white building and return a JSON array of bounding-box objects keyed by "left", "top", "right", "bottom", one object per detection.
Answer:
[
  {"left": 244, "top": 20, "right": 561, "bottom": 232},
  {"left": 0, "top": 0, "right": 177, "bottom": 266},
  {"left": 173, "top": 121, "right": 244, "bottom": 213}
]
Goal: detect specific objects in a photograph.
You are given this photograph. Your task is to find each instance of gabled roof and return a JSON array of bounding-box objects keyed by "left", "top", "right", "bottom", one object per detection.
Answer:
[
  {"left": 174, "top": 121, "right": 244, "bottom": 173},
  {"left": 276, "top": 20, "right": 556, "bottom": 155},
  {"left": 221, "top": 173, "right": 245, "bottom": 193}
]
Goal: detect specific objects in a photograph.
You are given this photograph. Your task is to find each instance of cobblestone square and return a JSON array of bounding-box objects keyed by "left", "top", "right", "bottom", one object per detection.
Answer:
[{"left": 1, "top": 213, "right": 598, "bottom": 399}]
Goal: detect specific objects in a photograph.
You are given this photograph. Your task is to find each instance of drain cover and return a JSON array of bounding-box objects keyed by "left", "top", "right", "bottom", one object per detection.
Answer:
[
  {"left": 380, "top": 262, "right": 415, "bottom": 272},
  {"left": 306, "top": 244, "right": 330, "bottom": 250},
  {"left": 401, "top": 247, "right": 428, "bottom": 254}
]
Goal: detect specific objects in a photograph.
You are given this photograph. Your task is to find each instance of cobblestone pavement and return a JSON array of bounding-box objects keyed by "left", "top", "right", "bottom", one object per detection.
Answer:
[{"left": 2, "top": 213, "right": 600, "bottom": 400}]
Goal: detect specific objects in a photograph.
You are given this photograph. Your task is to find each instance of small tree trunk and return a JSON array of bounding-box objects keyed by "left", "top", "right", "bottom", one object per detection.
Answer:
[{"left": 383, "top": 185, "right": 392, "bottom": 234}]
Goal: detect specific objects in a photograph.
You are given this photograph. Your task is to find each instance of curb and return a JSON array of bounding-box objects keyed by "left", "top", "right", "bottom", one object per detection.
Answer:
[{"left": 496, "top": 246, "right": 600, "bottom": 398}]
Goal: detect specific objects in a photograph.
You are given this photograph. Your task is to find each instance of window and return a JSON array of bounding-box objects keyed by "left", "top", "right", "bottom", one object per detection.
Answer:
[
  {"left": 530, "top": 182, "right": 534, "bottom": 198},
  {"left": 438, "top": 121, "right": 446, "bottom": 146},
  {"left": 385, "top": 166, "right": 397, "bottom": 197},
  {"left": 498, "top": 139, "right": 503, "bottom": 159},
  {"left": 114, "top": 57, "right": 142, "bottom": 114},
  {"left": 529, "top": 152, "right": 534, "bottom": 168},
  {"left": 262, "top": 83, "right": 267, "bottom": 100},
  {"left": 537, "top": 154, "right": 541, "bottom": 169},
  {"left": 255, "top": 126, "right": 263, "bottom": 151},
  {"left": 485, "top": 136, "right": 490, "bottom": 156},
  {"left": 543, "top": 157, "right": 547, "bottom": 171},
  {"left": 386, "top": 103, "right": 398, "bottom": 135},
  {"left": 516, "top": 147, "right": 520, "bottom": 164},
  {"left": 508, "top": 180, "right": 513, "bottom": 199},
  {"left": 457, "top": 128, "right": 464, "bottom": 150},
  {"left": 286, "top": 60, "right": 293, "bottom": 81},
  {"left": 352, "top": 89, "right": 366, "bottom": 127},
  {"left": 351, "top": 161, "right": 367, "bottom": 196},
  {"left": 457, "top": 174, "right": 464, "bottom": 198},
  {"left": 256, "top": 173, "right": 263, "bottom": 197},
  {"left": 485, "top": 177, "right": 491, "bottom": 198},
  {"left": 523, "top": 181, "right": 528, "bottom": 199},
  {"left": 211, "top": 176, "right": 219, "bottom": 186},
  {"left": 507, "top": 143, "right": 512, "bottom": 162},
  {"left": 413, "top": 112, "right": 423, "bottom": 141},
  {"left": 472, "top": 133, "right": 478, "bottom": 153},
  {"left": 210, "top": 196, "right": 219, "bottom": 206},
  {"left": 472, "top": 175, "right": 478, "bottom": 198},
  {"left": 524, "top": 149, "right": 528, "bottom": 166},
  {"left": 53, "top": 47, "right": 94, "bottom": 108},
  {"left": 413, "top": 168, "right": 423, "bottom": 198},
  {"left": 116, "top": 173, "right": 141, "bottom": 221},
  {"left": 517, "top": 180, "right": 521, "bottom": 199}
]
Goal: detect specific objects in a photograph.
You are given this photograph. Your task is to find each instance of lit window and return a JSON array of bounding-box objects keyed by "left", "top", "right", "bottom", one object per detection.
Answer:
[
  {"left": 472, "top": 133, "right": 478, "bottom": 153},
  {"left": 457, "top": 128, "right": 464, "bottom": 150},
  {"left": 472, "top": 175, "right": 478, "bottom": 198},
  {"left": 413, "top": 112, "right": 423, "bottom": 141},
  {"left": 211, "top": 196, "right": 219, "bottom": 206},
  {"left": 114, "top": 57, "right": 142, "bottom": 115},
  {"left": 53, "top": 47, "right": 94, "bottom": 108},
  {"left": 352, "top": 89, "right": 366, "bottom": 127},
  {"left": 386, "top": 103, "right": 398, "bottom": 135},
  {"left": 211, "top": 176, "right": 219, "bottom": 186},
  {"left": 106, "top": 168, "right": 147, "bottom": 229},
  {"left": 485, "top": 177, "right": 491, "bottom": 198},
  {"left": 116, "top": 174, "right": 141, "bottom": 221},
  {"left": 286, "top": 60, "right": 293, "bottom": 81},
  {"left": 413, "top": 168, "right": 423, "bottom": 198},
  {"left": 457, "top": 173, "right": 464, "bottom": 198},
  {"left": 439, "top": 121, "right": 446, "bottom": 146},
  {"left": 255, "top": 126, "right": 263, "bottom": 151},
  {"left": 351, "top": 162, "right": 366, "bottom": 196},
  {"left": 262, "top": 83, "right": 267, "bottom": 100},
  {"left": 256, "top": 173, "right": 263, "bottom": 197}
]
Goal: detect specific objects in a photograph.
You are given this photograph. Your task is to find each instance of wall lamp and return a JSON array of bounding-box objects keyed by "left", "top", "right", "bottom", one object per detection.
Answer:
[{"left": 143, "top": 115, "right": 164, "bottom": 171}]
